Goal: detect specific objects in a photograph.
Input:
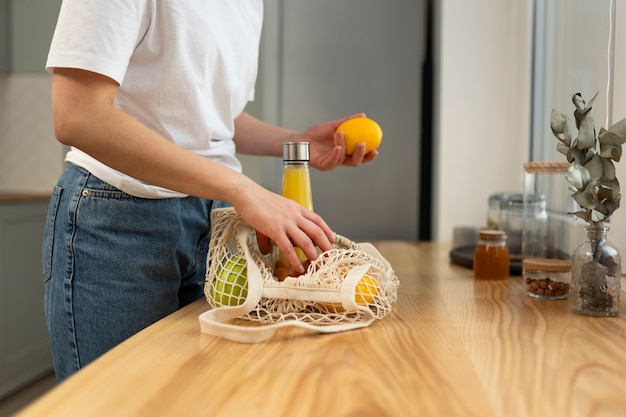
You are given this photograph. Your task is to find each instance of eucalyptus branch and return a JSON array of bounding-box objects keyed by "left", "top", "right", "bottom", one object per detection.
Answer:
[{"left": 550, "top": 93, "right": 626, "bottom": 226}]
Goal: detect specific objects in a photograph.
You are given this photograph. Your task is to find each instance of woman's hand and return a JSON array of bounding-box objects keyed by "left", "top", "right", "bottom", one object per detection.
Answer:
[
  {"left": 230, "top": 181, "right": 334, "bottom": 275},
  {"left": 232, "top": 112, "right": 379, "bottom": 171},
  {"left": 300, "top": 114, "right": 379, "bottom": 171}
]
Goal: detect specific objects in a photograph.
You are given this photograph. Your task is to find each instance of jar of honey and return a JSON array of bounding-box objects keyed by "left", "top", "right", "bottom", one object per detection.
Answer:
[{"left": 473, "top": 230, "right": 510, "bottom": 280}]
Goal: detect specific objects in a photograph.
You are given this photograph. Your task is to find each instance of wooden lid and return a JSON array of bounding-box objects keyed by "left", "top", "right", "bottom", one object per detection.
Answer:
[
  {"left": 478, "top": 230, "right": 506, "bottom": 241},
  {"left": 522, "top": 258, "right": 571, "bottom": 272},
  {"left": 523, "top": 161, "right": 571, "bottom": 174}
]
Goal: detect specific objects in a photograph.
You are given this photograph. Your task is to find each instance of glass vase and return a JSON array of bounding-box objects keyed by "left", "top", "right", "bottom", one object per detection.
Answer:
[{"left": 570, "top": 225, "right": 621, "bottom": 317}]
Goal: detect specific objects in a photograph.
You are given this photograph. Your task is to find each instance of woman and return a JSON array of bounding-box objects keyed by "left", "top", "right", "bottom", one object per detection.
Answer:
[{"left": 43, "top": 0, "right": 377, "bottom": 381}]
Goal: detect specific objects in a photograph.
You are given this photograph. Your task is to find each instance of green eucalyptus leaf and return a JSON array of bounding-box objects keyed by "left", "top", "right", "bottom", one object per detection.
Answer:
[
  {"left": 550, "top": 109, "right": 566, "bottom": 134},
  {"left": 583, "top": 154, "right": 603, "bottom": 181},
  {"left": 591, "top": 209, "right": 606, "bottom": 222},
  {"left": 601, "top": 158, "right": 616, "bottom": 180},
  {"left": 601, "top": 145, "right": 622, "bottom": 161},
  {"left": 598, "top": 128, "right": 625, "bottom": 162},
  {"left": 572, "top": 93, "right": 587, "bottom": 114},
  {"left": 573, "top": 92, "right": 598, "bottom": 127},
  {"left": 566, "top": 164, "right": 590, "bottom": 189},
  {"left": 598, "top": 130, "right": 624, "bottom": 145},
  {"left": 575, "top": 114, "right": 596, "bottom": 150},
  {"left": 587, "top": 91, "right": 599, "bottom": 109},
  {"left": 557, "top": 142, "right": 570, "bottom": 157},
  {"left": 571, "top": 186, "right": 597, "bottom": 210},
  {"left": 569, "top": 210, "right": 589, "bottom": 221},
  {"left": 609, "top": 192, "right": 622, "bottom": 214},
  {"left": 596, "top": 180, "right": 620, "bottom": 217},
  {"left": 597, "top": 184, "right": 613, "bottom": 204},
  {"left": 599, "top": 132, "right": 623, "bottom": 161},
  {"left": 567, "top": 146, "right": 591, "bottom": 165},
  {"left": 550, "top": 110, "right": 574, "bottom": 145},
  {"left": 607, "top": 117, "right": 626, "bottom": 139}
]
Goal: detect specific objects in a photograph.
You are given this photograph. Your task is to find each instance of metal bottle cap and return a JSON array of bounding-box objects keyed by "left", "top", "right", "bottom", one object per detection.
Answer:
[{"left": 283, "top": 142, "right": 310, "bottom": 161}]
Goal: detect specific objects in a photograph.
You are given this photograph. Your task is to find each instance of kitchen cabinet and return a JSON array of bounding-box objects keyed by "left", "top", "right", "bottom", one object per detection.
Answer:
[
  {"left": 0, "top": 0, "right": 62, "bottom": 73},
  {"left": 0, "top": 195, "right": 52, "bottom": 399}
]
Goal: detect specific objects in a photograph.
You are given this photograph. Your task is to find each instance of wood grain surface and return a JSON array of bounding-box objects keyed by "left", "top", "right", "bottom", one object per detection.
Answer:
[{"left": 15, "top": 242, "right": 626, "bottom": 417}]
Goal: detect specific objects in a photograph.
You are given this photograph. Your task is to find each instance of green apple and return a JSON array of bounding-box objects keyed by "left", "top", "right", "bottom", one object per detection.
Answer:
[{"left": 211, "top": 256, "right": 248, "bottom": 306}]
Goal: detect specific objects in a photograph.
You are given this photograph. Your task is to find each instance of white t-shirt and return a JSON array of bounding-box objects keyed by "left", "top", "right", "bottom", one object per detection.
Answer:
[{"left": 46, "top": 0, "right": 263, "bottom": 198}]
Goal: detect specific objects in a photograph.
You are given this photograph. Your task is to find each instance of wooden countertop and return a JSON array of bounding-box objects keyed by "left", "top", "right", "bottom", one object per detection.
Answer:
[{"left": 16, "top": 242, "right": 626, "bottom": 417}]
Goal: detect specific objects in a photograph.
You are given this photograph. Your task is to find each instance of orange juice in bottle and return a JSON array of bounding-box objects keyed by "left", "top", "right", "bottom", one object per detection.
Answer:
[
  {"left": 282, "top": 165, "right": 313, "bottom": 209},
  {"left": 274, "top": 142, "right": 314, "bottom": 280}
]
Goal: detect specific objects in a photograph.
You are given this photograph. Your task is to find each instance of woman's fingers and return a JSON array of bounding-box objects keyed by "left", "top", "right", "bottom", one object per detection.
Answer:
[{"left": 259, "top": 207, "right": 333, "bottom": 276}]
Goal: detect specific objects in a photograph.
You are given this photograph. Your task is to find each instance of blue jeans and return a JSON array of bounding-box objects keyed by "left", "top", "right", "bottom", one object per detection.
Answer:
[{"left": 42, "top": 165, "right": 228, "bottom": 382}]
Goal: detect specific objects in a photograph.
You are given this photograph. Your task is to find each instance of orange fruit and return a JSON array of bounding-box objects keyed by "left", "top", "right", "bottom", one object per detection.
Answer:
[
  {"left": 334, "top": 117, "right": 383, "bottom": 155},
  {"left": 273, "top": 247, "right": 310, "bottom": 281}
]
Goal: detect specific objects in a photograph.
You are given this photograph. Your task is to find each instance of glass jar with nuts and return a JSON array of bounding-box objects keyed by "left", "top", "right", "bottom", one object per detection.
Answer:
[{"left": 522, "top": 258, "right": 571, "bottom": 300}]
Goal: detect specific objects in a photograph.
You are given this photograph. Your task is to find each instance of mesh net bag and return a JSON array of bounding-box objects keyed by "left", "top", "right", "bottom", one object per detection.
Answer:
[{"left": 199, "top": 208, "right": 399, "bottom": 343}]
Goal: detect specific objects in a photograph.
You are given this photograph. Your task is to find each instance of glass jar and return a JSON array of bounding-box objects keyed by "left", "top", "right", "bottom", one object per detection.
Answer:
[
  {"left": 474, "top": 230, "right": 510, "bottom": 280},
  {"left": 498, "top": 193, "right": 547, "bottom": 261},
  {"left": 570, "top": 225, "right": 621, "bottom": 317},
  {"left": 487, "top": 192, "right": 511, "bottom": 229},
  {"left": 523, "top": 258, "right": 571, "bottom": 300}
]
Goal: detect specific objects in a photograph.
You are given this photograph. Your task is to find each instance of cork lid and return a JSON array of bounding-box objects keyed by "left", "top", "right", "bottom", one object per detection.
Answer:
[
  {"left": 522, "top": 258, "right": 572, "bottom": 272},
  {"left": 478, "top": 230, "right": 506, "bottom": 241}
]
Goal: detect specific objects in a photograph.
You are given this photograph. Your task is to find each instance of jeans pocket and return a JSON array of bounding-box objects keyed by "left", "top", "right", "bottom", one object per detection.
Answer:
[{"left": 42, "top": 186, "right": 63, "bottom": 283}]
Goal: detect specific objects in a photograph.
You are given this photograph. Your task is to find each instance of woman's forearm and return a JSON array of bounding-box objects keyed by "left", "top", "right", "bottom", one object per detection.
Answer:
[{"left": 233, "top": 112, "right": 300, "bottom": 156}]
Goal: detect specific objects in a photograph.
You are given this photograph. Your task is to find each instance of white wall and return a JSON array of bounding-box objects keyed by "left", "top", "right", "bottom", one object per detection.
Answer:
[
  {"left": 609, "top": 3, "right": 626, "bottom": 270},
  {"left": 434, "top": 0, "right": 534, "bottom": 242}
]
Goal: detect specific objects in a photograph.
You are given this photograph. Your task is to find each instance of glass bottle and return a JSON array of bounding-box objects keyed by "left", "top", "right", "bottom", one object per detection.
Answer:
[
  {"left": 281, "top": 142, "right": 313, "bottom": 209},
  {"left": 473, "top": 230, "right": 510, "bottom": 280},
  {"left": 273, "top": 142, "right": 314, "bottom": 280},
  {"left": 570, "top": 225, "right": 621, "bottom": 317}
]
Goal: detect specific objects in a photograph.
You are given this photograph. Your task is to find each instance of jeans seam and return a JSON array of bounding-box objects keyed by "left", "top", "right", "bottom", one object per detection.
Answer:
[
  {"left": 63, "top": 168, "right": 90, "bottom": 371},
  {"left": 43, "top": 186, "right": 63, "bottom": 283}
]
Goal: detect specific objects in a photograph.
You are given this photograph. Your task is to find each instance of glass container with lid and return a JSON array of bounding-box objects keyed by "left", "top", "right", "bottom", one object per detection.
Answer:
[
  {"left": 523, "top": 258, "right": 571, "bottom": 300},
  {"left": 498, "top": 193, "right": 547, "bottom": 261}
]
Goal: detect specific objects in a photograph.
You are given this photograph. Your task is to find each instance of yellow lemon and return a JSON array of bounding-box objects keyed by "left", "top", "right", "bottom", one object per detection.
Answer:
[
  {"left": 316, "top": 275, "right": 380, "bottom": 312},
  {"left": 211, "top": 256, "right": 248, "bottom": 306},
  {"left": 354, "top": 275, "right": 380, "bottom": 305},
  {"left": 334, "top": 117, "right": 383, "bottom": 155}
]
